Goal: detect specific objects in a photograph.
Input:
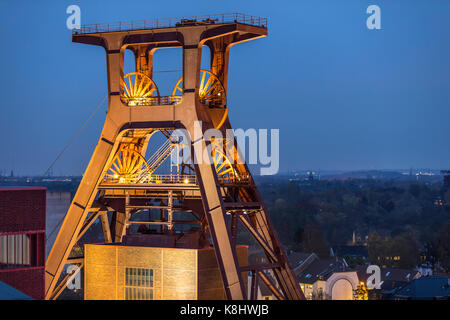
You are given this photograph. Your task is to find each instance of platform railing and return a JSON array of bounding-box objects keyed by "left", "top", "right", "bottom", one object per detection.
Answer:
[
  {"left": 73, "top": 13, "right": 267, "bottom": 35},
  {"left": 142, "top": 174, "right": 197, "bottom": 184},
  {"left": 121, "top": 95, "right": 181, "bottom": 106},
  {"left": 102, "top": 174, "right": 197, "bottom": 185},
  {"left": 121, "top": 95, "right": 226, "bottom": 107},
  {"left": 102, "top": 173, "right": 250, "bottom": 185}
]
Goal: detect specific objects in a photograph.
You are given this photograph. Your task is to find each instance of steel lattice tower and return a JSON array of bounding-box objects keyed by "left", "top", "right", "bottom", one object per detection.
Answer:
[{"left": 45, "top": 13, "right": 304, "bottom": 300}]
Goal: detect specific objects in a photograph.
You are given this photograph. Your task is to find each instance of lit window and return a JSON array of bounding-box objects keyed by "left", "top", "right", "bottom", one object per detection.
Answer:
[{"left": 125, "top": 267, "right": 154, "bottom": 300}]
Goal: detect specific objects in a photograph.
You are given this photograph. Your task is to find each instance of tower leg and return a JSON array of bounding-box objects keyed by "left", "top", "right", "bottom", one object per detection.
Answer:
[
  {"left": 192, "top": 137, "right": 246, "bottom": 300},
  {"left": 222, "top": 119, "right": 305, "bottom": 300},
  {"left": 45, "top": 120, "right": 119, "bottom": 299}
]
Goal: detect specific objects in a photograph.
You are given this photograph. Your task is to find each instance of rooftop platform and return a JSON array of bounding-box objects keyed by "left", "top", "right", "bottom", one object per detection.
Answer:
[{"left": 72, "top": 13, "right": 267, "bottom": 35}]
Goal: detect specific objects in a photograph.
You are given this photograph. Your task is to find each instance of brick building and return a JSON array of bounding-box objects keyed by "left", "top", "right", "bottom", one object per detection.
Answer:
[
  {"left": 84, "top": 236, "right": 248, "bottom": 300},
  {"left": 0, "top": 187, "right": 46, "bottom": 299}
]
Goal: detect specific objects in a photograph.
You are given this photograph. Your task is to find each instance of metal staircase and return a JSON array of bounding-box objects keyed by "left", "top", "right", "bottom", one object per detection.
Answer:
[
  {"left": 146, "top": 139, "right": 176, "bottom": 173},
  {"left": 138, "top": 131, "right": 180, "bottom": 182}
]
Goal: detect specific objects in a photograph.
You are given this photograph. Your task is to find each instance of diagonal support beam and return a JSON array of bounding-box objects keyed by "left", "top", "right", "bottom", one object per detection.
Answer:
[
  {"left": 258, "top": 271, "right": 284, "bottom": 300},
  {"left": 49, "top": 262, "right": 84, "bottom": 301},
  {"left": 76, "top": 210, "right": 103, "bottom": 242},
  {"left": 238, "top": 215, "right": 277, "bottom": 261}
]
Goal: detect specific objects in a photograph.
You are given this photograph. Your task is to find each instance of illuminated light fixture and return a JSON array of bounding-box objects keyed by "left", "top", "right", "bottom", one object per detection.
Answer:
[
  {"left": 184, "top": 178, "right": 189, "bottom": 184},
  {"left": 128, "top": 100, "right": 136, "bottom": 106},
  {"left": 114, "top": 174, "right": 119, "bottom": 179}
]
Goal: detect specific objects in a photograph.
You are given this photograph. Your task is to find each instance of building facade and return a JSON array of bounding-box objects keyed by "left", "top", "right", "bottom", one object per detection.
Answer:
[
  {"left": 84, "top": 243, "right": 248, "bottom": 300},
  {"left": 0, "top": 187, "right": 46, "bottom": 299},
  {"left": 289, "top": 252, "right": 346, "bottom": 300},
  {"left": 289, "top": 251, "right": 421, "bottom": 300}
]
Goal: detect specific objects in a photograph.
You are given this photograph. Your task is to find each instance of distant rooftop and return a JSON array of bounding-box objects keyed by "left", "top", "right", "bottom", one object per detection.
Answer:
[
  {"left": 393, "top": 275, "right": 450, "bottom": 299},
  {"left": 73, "top": 13, "right": 268, "bottom": 35},
  {"left": 289, "top": 252, "right": 346, "bottom": 284}
]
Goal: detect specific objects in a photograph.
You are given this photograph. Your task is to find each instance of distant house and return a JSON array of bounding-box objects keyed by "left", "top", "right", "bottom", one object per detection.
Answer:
[
  {"left": 289, "top": 252, "right": 346, "bottom": 300},
  {"left": 376, "top": 267, "right": 421, "bottom": 296},
  {"left": 326, "top": 271, "right": 361, "bottom": 300},
  {"left": 290, "top": 250, "right": 420, "bottom": 300},
  {"left": 327, "top": 266, "right": 420, "bottom": 300},
  {"left": 392, "top": 275, "right": 450, "bottom": 300},
  {"left": 288, "top": 251, "right": 314, "bottom": 271}
]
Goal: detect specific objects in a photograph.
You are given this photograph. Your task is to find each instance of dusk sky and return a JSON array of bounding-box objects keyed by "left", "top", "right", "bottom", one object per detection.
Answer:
[{"left": 0, "top": 0, "right": 449, "bottom": 176}]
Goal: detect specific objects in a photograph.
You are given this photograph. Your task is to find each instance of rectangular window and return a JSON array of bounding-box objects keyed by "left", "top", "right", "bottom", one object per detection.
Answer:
[
  {"left": 125, "top": 267, "right": 154, "bottom": 300},
  {"left": 125, "top": 287, "right": 153, "bottom": 300},
  {"left": 0, "top": 233, "right": 32, "bottom": 269}
]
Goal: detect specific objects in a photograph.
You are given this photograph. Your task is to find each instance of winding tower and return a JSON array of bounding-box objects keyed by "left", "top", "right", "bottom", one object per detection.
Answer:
[{"left": 45, "top": 13, "right": 304, "bottom": 300}]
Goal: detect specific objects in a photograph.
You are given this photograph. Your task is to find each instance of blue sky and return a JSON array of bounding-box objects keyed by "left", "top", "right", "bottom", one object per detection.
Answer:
[{"left": 0, "top": 0, "right": 449, "bottom": 175}]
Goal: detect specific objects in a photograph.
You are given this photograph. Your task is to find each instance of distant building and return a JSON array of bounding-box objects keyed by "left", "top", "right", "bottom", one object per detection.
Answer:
[
  {"left": 288, "top": 170, "right": 320, "bottom": 185},
  {"left": 392, "top": 275, "right": 450, "bottom": 300},
  {"left": 0, "top": 187, "right": 46, "bottom": 299},
  {"left": 289, "top": 252, "right": 345, "bottom": 300},
  {"left": 326, "top": 271, "right": 361, "bottom": 300},
  {"left": 328, "top": 266, "right": 420, "bottom": 300},
  {"left": 288, "top": 251, "right": 312, "bottom": 270},
  {"left": 377, "top": 268, "right": 421, "bottom": 293},
  {"left": 289, "top": 251, "right": 419, "bottom": 300}
]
